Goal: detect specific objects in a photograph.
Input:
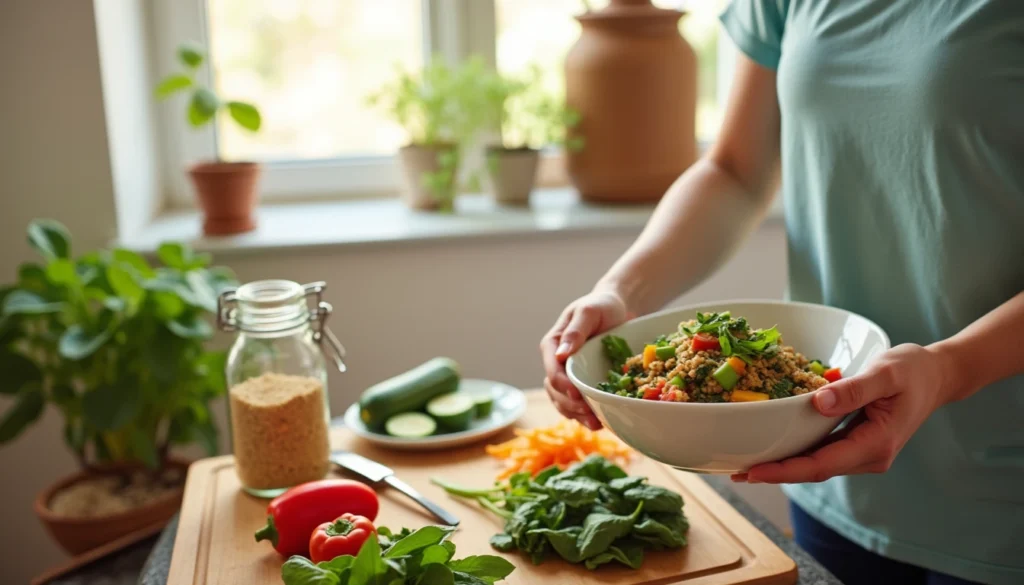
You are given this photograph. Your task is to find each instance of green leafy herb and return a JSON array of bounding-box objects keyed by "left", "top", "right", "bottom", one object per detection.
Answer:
[
  {"left": 433, "top": 455, "right": 688, "bottom": 570},
  {"left": 680, "top": 312, "right": 781, "bottom": 359},
  {"left": 0, "top": 219, "right": 235, "bottom": 468},
  {"left": 600, "top": 335, "right": 633, "bottom": 370},
  {"left": 281, "top": 526, "right": 514, "bottom": 585},
  {"left": 769, "top": 378, "right": 795, "bottom": 400}
]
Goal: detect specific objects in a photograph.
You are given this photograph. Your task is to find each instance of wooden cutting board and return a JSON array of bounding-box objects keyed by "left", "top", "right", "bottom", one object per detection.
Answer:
[{"left": 167, "top": 392, "right": 796, "bottom": 585}]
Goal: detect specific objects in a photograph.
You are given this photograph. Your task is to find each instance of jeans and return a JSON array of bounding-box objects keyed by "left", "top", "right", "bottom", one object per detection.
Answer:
[{"left": 790, "top": 501, "right": 981, "bottom": 585}]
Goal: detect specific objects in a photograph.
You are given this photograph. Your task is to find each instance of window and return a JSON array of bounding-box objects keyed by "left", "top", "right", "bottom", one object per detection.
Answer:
[{"left": 153, "top": 0, "right": 732, "bottom": 205}]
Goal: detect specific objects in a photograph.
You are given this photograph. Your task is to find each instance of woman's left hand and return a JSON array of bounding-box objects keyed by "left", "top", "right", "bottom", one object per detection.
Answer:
[{"left": 734, "top": 343, "right": 957, "bottom": 484}]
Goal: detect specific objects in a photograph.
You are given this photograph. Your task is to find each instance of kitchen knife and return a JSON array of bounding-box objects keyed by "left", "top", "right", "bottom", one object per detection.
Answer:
[{"left": 330, "top": 451, "right": 459, "bottom": 526}]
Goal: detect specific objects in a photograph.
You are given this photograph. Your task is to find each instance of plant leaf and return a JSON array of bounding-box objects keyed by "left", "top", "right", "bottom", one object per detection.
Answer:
[
  {"left": 111, "top": 249, "right": 156, "bottom": 279},
  {"left": 188, "top": 88, "right": 219, "bottom": 127},
  {"left": 59, "top": 324, "right": 114, "bottom": 360},
  {"left": 185, "top": 270, "right": 218, "bottom": 312},
  {"left": 0, "top": 350, "right": 41, "bottom": 395},
  {"left": 18, "top": 263, "right": 50, "bottom": 293},
  {"left": 82, "top": 383, "right": 139, "bottom": 431},
  {"left": 281, "top": 556, "right": 341, "bottom": 585},
  {"left": 350, "top": 534, "right": 387, "bottom": 585},
  {"left": 27, "top": 219, "right": 70, "bottom": 260},
  {"left": 418, "top": 544, "right": 454, "bottom": 567},
  {"left": 107, "top": 264, "right": 146, "bottom": 309},
  {"left": 0, "top": 382, "right": 45, "bottom": 444},
  {"left": 157, "top": 243, "right": 189, "bottom": 270},
  {"left": 130, "top": 427, "right": 159, "bottom": 468},
  {"left": 155, "top": 74, "right": 193, "bottom": 99},
  {"left": 383, "top": 525, "right": 454, "bottom": 559},
  {"left": 2, "top": 290, "right": 62, "bottom": 315},
  {"left": 227, "top": 101, "right": 261, "bottom": 131},
  {"left": 446, "top": 556, "right": 515, "bottom": 581},
  {"left": 177, "top": 42, "right": 205, "bottom": 69},
  {"left": 167, "top": 313, "right": 213, "bottom": 339},
  {"left": 417, "top": 564, "right": 455, "bottom": 585}
]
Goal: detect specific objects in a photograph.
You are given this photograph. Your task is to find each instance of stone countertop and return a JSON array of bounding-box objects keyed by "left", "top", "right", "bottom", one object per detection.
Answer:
[{"left": 47, "top": 476, "right": 841, "bottom": 585}]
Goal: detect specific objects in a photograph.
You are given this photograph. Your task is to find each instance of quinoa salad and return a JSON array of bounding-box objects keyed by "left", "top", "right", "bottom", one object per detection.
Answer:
[{"left": 597, "top": 311, "right": 842, "bottom": 403}]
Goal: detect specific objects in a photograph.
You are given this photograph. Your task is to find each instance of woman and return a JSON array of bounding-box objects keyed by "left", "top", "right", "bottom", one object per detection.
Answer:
[{"left": 541, "top": 2, "right": 1024, "bottom": 584}]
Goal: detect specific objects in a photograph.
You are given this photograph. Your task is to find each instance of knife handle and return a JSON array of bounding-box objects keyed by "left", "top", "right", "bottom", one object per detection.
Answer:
[{"left": 384, "top": 475, "right": 460, "bottom": 527}]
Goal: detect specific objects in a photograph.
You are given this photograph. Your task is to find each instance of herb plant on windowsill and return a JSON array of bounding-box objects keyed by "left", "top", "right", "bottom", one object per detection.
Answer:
[
  {"left": 156, "top": 42, "right": 263, "bottom": 236},
  {"left": 0, "top": 219, "right": 235, "bottom": 554},
  {"left": 367, "top": 56, "right": 493, "bottom": 213},
  {"left": 477, "top": 66, "right": 584, "bottom": 206}
]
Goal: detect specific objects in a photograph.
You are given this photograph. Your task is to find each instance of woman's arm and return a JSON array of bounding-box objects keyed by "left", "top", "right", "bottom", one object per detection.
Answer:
[
  {"left": 739, "top": 291, "right": 1024, "bottom": 484},
  {"left": 542, "top": 55, "right": 784, "bottom": 427},
  {"left": 595, "top": 55, "right": 784, "bottom": 316}
]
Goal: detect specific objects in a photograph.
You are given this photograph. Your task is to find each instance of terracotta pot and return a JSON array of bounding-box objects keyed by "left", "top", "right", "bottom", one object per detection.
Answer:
[
  {"left": 565, "top": 0, "right": 698, "bottom": 203},
  {"left": 188, "top": 161, "right": 261, "bottom": 236},
  {"left": 486, "top": 147, "right": 540, "bottom": 206},
  {"left": 34, "top": 457, "right": 190, "bottom": 556},
  {"left": 398, "top": 144, "right": 459, "bottom": 212}
]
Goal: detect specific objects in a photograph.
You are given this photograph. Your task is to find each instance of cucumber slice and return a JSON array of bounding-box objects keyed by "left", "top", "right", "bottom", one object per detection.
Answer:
[
  {"left": 426, "top": 393, "right": 475, "bottom": 432},
  {"left": 472, "top": 392, "right": 494, "bottom": 418},
  {"left": 359, "top": 357, "right": 460, "bottom": 431},
  {"left": 384, "top": 412, "right": 437, "bottom": 438}
]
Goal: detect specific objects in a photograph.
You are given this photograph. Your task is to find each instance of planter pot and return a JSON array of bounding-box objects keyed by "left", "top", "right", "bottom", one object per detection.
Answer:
[
  {"left": 486, "top": 147, "right": 540, "bottom": 206},
  {"left": 398, "top": 144, "right": 459, "bottom": 212},
  {"left": 188, "top": 161, "right": 261, "bottom": 236},
  {"left": 34, "top": 457, "right": 190, "bottom": 555},
  {"left": 565, "top": 0, "right": 698, "bottom": 203}
]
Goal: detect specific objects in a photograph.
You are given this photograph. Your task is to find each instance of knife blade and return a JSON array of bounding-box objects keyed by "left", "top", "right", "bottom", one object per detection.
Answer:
[{"left": 330, "top": 451, "right": 459, "bottom": 526}]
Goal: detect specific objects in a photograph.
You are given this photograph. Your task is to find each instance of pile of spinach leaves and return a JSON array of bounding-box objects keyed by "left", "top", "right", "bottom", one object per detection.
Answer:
[
  {"left": 280, "top": 525, "right": 515, "bottom": 585},
  {"left": 433, "top": 455, "right": 688, "bottom": 570}
]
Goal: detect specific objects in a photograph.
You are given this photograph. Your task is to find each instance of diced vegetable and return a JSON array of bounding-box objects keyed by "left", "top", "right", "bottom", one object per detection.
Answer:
[
  {"left": 808, "top": 360, "right": 826, "bottom": 376},
  {"left": 730, "top": 390, "right": 770, "bottom": 402},
  {"left": 668, "top": 375, "right": 684, "bottom": 387},
  {"left": 823, "top": 367, "right": 842, "bottom": 383},
  {"left": 691, "top": 332, "right": 721, "bottom": 352},
  {"left": 712, "top": 361, "right": 741, "bottom": 391},
  {"left": 618, "top": 375, "right": 633, "bottom": 389},
  {"left": 642, "top": 385, "right": 661, "bottom": 400},
  {"left": 642, "top": 344, "right": 657, "bottom": 368},
  {"left": 726, "top": 356, "right": 746, "bottom": 375},
  {"left": 485, "top": 420, "right": 631, "bottom": 480},
  {"left": 655, "top": 345, "right": 676, "bottom": 361}
]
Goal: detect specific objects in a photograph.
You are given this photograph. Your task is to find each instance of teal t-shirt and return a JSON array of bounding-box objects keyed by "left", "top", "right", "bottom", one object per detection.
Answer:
[{"left": 720, "top": 1, "right": 1024, "bottom": 583}]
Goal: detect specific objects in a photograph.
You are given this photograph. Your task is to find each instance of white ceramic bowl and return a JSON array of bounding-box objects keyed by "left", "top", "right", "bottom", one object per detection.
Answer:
[{"left": 566, "top": 300, "right": 890, "bottom": 473}]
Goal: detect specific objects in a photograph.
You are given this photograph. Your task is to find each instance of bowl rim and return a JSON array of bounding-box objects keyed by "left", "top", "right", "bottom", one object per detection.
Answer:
[{"left": 565, "top": 298, "right": 891, "bottom": 410}]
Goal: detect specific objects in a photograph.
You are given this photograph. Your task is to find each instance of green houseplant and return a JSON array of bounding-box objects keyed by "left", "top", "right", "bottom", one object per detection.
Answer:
[
  {"left": 367, "top": 56, "right": 492, "bottom": 212},
  {"left": 156, "top": 42, "right": 263, "bottom": 236},
  {"left": 479, "top": 66, "right": 583, "bottom": 205},
  {"left": 0, "top": 219, "right": 235, "bottom": 554}
]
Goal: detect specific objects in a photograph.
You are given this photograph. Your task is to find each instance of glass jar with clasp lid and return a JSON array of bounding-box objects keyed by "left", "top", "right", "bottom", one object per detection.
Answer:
[{"left": 216, "top": 279, "right": 347, "bottom": 497}]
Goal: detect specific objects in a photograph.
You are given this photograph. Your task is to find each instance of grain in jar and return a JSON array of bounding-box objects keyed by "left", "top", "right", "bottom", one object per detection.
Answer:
[{"left": 229, "top": 372, "right": 330, "bottom": 491}]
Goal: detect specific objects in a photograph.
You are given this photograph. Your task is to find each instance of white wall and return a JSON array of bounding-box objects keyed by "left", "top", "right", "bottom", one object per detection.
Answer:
[{"left": 0, "top": 1, "right": 791, "bottom": 582}]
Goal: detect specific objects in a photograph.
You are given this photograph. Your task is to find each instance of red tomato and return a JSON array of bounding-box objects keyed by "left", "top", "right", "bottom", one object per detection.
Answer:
[
  {"left": 691, "top": 333, "right": 721, "bottom": 352},
  {"left": 823, "top": 368, "right": 842, "bottom": 383},
  {"left": 309, "top": 513, "right": 376, "bottom": 563}
]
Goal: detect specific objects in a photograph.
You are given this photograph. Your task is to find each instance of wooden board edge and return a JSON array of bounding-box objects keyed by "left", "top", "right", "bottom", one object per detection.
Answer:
[
  {"left": 672, "top": 472, "right": 798, "bottom": 584},
  {"left": 167, "top": 456, "right": 235, "bottom": 585}
]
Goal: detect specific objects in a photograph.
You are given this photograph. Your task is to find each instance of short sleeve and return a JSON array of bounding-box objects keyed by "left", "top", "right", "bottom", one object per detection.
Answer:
[{"left": 719, "top": 0, "right": 789, "bottom": 70}]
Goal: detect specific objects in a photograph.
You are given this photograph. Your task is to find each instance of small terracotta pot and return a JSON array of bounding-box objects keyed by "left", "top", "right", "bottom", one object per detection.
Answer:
[
  {"left": 398, "top": 144, "right": 458, "bottom": 211},
  {"left": 486, "top": 147, "right": 540, "bottom": 206},
  {"left": 34, "top": 457, "right": 190, "bottom": 556},
  {"left": 188, "top": 161, "right": 261, "bottom": 236}
]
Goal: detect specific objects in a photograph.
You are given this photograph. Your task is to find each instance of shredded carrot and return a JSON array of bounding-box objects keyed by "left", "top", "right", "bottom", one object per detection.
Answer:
[{"left": 487, "top": 420, "right": 632, "bottom": 480}]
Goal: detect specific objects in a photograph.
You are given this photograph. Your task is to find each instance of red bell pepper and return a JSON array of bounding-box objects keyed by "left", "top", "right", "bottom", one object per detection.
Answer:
[
  {"left": 691, "top": 333, "right": 721, "bottom": 352},
  {"left": 823, "top": 367, "right": 842, "bottom": 383},
  {"left": 255, "top": 479, "right": 379, "bottom": 557},
  {"left": 642, "top": 386, "right": 661, "bottom": 400},
  {"left": 309, "top": 513, "right": 376, "bottom": 563}
]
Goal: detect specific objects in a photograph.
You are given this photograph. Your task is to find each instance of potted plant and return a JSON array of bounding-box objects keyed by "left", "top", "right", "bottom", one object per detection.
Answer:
[
  {"left": 156, "top": 42, "right": 263, "bottom": 236},
  {"left": 0, "top": 219, "right": 234, "bottom": 554},
  {"left": 367, "top": 56, "right": 492, "bottom": 212},
  {"left": 479, "top": 67, "right": 584, "bottom": 205}
]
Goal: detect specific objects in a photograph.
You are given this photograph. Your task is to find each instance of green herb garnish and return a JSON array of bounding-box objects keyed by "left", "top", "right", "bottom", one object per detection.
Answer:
[
  {"left": 680, "top": 312, "right": 781, "bottom": 359},
  {"left": 601, "top": 335, "right": 633, "bottom": 370}
]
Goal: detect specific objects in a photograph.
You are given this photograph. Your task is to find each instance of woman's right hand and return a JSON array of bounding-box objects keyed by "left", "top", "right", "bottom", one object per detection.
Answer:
[{"left": 540, "top": 289, "right": 632, "bottom": 430}]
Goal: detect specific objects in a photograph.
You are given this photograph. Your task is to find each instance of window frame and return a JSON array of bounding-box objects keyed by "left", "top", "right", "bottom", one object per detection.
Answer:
[{"left": 150, "top": 0, "right": 733, "bottom": 207}]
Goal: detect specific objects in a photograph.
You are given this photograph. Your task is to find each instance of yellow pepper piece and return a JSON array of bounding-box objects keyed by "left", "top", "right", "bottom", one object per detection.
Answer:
[
  {"left": 642, "top": 344, "right": 657, "bottom": 368},
  {"left": 730, "top": 390, "right": 769, "bottom": 402},
  {"left": 726, "top": 356, "right": 747, "bottom": 375}
]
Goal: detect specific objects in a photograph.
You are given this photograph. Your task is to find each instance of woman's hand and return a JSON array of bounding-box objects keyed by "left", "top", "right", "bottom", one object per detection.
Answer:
[
  {"left": 734, "top": 343, "right": 957, "bottom": 484},
  {"left": 540, "top": 289, "right": 632, "bottom": 430}
]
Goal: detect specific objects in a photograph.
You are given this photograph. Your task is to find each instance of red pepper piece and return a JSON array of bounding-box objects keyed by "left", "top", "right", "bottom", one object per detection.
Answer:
[
  {"left": 691, "top": 333, "right": 721, "bottom": 352},
  {"left": 823, "top": 367, "right": 842, "bottom": 383}
]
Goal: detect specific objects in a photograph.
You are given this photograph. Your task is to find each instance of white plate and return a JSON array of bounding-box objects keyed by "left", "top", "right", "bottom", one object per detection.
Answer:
[{"left": 342, "top": 379, "right": 527, "bottom": 451}]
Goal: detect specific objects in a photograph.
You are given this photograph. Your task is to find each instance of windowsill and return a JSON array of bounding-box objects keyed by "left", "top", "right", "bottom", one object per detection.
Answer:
[{"left": 118, "top": 188, "right": 782, "bottom": 255}]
